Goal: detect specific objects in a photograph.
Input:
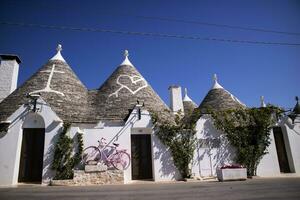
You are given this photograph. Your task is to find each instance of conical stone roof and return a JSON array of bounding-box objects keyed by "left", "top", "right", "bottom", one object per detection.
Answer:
[
  {"left": 198, "top": 74, "right": 245, "bottom": 113},
  {"left": 0, "top": 45, "right": 90, "bottom": 123},
  {"left": 92, "top": 51, "right": 172, "bottom": 121}
]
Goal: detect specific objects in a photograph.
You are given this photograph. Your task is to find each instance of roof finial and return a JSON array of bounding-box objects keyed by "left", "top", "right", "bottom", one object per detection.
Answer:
[
  {"left": 183, "top": 87, "right": 192, "bottom": 102},
  {"left": 120, "top": 49, "right": 133, "bottom": 67},
  {"left": 293, "top": 96, "right": 300, "bottom": 115},
  {"left": 124, "top": 50, "right": 129, "bottom": 58},
  {"left": 213, "top": 74, "right": 218, "bottom": 82},
  {"left": 50, "top": 43, "right": 66, "bottom": 62},
  {"left": 212, "top": 73, "right": 223, "bottom": 89},
  {"left": 56, "top": 44, "right": 62, "bottom": 52},
  {"left": 260, "top": 96, "right": 266, "bottom": 107}
]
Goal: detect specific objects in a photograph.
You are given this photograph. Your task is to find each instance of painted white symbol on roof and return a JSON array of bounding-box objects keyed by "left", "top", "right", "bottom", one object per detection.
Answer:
[
  {"left": 109, "top": 75, "right": 148, "bottom": 98},
  {"left": 30, "top": 64, "right": 65, "bottom": 96}
]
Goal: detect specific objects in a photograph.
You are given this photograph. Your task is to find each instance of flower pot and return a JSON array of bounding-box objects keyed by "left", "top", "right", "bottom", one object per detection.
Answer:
[{"left": 217, "top": 168, "right": 247, "bottom": 181}]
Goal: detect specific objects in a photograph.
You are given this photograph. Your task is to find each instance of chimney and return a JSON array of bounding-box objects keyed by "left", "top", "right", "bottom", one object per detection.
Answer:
[
  {"left": 169, "top": 85, "right": 184, "bottom": 115},
  {"left": 0, "top": 54, "right": 21, "bottom": 103}
]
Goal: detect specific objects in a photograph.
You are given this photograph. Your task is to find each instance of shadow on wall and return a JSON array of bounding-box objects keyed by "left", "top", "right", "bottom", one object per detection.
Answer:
[
  {"left": 153, "top": 134, "right": 181, "bottom": 180},
  {"left": 195, "top": 117, "right": 235, "bottom": 176},
  {"left": 42, "top": 122, "right": 62, "bottom": 182},
  {"left": 104, "top": 114, "right": 138, "bottom": 147},
  {"left": 0, "top": 106, "right": 29, "bottom": 139}
]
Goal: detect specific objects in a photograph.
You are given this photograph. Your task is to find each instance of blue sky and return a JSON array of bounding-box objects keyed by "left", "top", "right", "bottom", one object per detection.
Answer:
[{"left": 0, "top": 0, "right": 299, "bottom": 109}]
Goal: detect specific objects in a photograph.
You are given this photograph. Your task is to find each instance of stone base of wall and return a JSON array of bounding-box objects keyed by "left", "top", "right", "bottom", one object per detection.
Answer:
[{"left": 50, "top": 170, "right": 124, "bottom": 186}]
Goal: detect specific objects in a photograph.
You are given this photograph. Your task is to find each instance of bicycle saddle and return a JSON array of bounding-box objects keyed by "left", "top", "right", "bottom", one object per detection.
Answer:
[{"left": 113, "top": 143, "right": 119, "bottom": 147}]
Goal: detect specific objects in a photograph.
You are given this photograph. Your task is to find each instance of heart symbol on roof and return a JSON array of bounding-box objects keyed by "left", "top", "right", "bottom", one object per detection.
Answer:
[{"left": 109, "top": 74, "right": 148, "bottom": 98}]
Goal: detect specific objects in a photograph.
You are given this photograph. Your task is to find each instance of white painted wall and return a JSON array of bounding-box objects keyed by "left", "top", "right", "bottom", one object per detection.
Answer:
[
  {"left": 286, "top": 117, "right": 300, "bottom": 175},
  {"left": 152, "top": 134, "right": 181, "bottom": 181},
  {"left": 256, "top": 129, "right": 281, "bottom": 177},
  {"left": 0, "top": 59, "right": 19, "bottom": 102},
  {"left": 192, "top": 115, "right": 235, "bottom": 177},
  {"left": 0, "top": 98, "right": 63, "bottom": 186},
  {"left": 281, "top": 116, "right": 300, "bottom": 175},
  {"left": 0, "top": 106, "right": 23, "bottom": 186},
  {"left": 2, "top": 100, "right": 299, "bottom": 186},
  {"left": 0, "top": 104, "right": 181, "bottom": 186},
  {"left": 257, "top": 116, "right": 300, "bottom": 177},
  {"left": 194, "top": 115, "right": 300, "bottom": 178},
  {"left": 77, "top": 108, "right": 180, "bottom": 183}
]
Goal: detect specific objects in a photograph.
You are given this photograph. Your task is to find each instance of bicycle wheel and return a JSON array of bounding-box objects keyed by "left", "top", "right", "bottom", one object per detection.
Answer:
[
  {"left": 82, "top": 146, "right": 101, "bottom": 164},
  {"left": 111, "top": 151, "right": 131, "bottom": 170}
]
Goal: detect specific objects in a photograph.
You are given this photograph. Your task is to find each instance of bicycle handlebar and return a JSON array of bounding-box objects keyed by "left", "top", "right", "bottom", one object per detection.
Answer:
[
  {"left": 98, "top": 137, "right": 120, "bottom": 148},
  {"left": 98, "top": 137, "right": 107, "bottom": 145}
]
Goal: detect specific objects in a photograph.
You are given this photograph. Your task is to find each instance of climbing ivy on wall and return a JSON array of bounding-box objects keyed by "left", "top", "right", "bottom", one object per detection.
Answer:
[
  {"left": 210, "top": 106, "right": 282, "bottom": 176},
  {"left": 51, "top": 123, "right": 83, "bottom": 180},
  {"left": 150, "top": 111, "right": 197, "bottom": 179},
  {"left": 151, "top": 105, "right": 282, "bottom": 178}
]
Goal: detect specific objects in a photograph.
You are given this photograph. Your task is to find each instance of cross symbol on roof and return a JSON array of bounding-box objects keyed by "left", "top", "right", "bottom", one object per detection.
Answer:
[{"left": 29, "top": 64, "right": 65, "bottom": 96}]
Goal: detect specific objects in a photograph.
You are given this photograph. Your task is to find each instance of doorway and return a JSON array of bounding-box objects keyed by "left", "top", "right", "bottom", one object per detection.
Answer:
[
  {"left": 131, "top": 134, "right": 153, "bottom": 180},
  {"left": 18, "top": 128, "right": 45, "bottom": 183},
  {"left": 273, "top": 127, "right": 291, "bottom": 173}
]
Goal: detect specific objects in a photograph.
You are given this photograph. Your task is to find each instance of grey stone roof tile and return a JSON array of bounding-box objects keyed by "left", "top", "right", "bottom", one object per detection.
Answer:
[
  {"left": 0, "top": 60, "right": 174, "bottom": 123},
  {"left": 92, "top": 64, "right": 173, "bottom": 121},
  {"left": 198, "top": 88, "right": 245, "bottom": 113},
  {"left": 0, "top": 60, "right": 90, "bottom": 123}
]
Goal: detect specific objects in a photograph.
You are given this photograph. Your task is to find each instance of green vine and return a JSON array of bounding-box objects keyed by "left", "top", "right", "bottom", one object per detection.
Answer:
[
  {"left": 210, "top": 105, "right": 282, "bottom": 176},
  {"left": 151, "top": 110, "right": 197, "bottom": 179},
  {"left": 51, "top": 123, "right": 83, "bottom": 180}
]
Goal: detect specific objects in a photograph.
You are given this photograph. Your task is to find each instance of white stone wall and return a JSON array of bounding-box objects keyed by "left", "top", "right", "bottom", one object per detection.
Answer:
[
  {"left": 286, "top": 117, "right": 300, "bottom": 175},
  {"left": 152, "top": 133, "right": 181, "bottom": 181},
  {"left": 192, "top": 115, "right": 235, "bottom": 177},
  {"left": 2, "top": 99, "right": 299, "bottom": 186},
  {"left": 78, "top": 108, "right": 180, "bottom": 183},
  {"left": 257, "top": 116, "right": 300, "bottom": 177},
  {"left": 0, "top": 60, "right": 19, "bottom": 102},
  {"left": 0, "top": 104, "right": 180, "bottom": 186},
  {"left": 256, "top": 129, "right": 281, "bottom": 177},
  {"left": 193, "top": 115, "right": 300, "bottom": 178},
  {"left": 0, "top": 98, "right": 62, "bottom": 186}
]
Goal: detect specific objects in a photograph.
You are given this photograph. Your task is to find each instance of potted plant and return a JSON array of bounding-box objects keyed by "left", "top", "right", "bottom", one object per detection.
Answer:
[{"left": 217, "top": 164, "right": 247, "bottom": 182}]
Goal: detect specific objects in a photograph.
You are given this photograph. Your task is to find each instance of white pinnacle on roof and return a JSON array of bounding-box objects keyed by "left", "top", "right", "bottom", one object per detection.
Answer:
[
  {"left": 183, "top": 88, "right": 193, "bottom": 102},
  {"left": 120, "top": 50, "right": 134, "bottom": 67},
  {"left": 260, "top": 96, "right": 266, "bottom": 107},
  {"left": 212, "top": 74, "right": 223, "bottom": 89},
  {"left": 50, "top": 44, "right": 66, "bottom": 62}
]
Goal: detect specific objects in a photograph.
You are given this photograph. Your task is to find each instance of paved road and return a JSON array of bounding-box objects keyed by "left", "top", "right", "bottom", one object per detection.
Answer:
[{"left": 0, "top": 178, "right": 300, "bottom": 200}]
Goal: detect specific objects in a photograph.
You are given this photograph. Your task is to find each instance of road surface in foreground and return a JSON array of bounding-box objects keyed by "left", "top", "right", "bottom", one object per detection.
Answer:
[{"left": 0, "top": 177, "right": 300, "bottom": 200}]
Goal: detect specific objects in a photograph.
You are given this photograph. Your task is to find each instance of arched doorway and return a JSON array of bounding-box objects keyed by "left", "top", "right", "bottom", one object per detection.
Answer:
[{"left": 18, "top": 113, "right": 45, "bottom": 183}]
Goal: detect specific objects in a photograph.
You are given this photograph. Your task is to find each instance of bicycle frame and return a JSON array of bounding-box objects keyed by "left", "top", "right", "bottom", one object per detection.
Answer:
[
  {"left": 97, "top": 138, "right": 128, "bottom": 167},
  {"left": 82, "top": 137, "right": 131, "bottom": 170}
]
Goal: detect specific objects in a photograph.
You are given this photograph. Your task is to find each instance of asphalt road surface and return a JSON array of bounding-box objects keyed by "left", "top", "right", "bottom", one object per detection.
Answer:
[{"left": 1, "top": 177, "right": 300, "bottom": 200}]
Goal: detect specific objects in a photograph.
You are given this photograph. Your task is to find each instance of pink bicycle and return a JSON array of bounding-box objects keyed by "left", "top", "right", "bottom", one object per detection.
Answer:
[{"left": 82, "top": 138, "right": 130, "bottom": 170}]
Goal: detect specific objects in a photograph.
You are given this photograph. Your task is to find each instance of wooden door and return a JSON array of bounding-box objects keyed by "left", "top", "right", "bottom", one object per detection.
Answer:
[
  {"left": 131, "top": 135, "right": 153, "bottom": 180},
  {"left": 18, "top": 128, "right": 45, "bottom": 183}
]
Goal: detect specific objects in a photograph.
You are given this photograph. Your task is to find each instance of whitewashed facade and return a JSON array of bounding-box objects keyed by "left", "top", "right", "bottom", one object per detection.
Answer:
[{"left": 0, "top": 45, "right": 299, "bottom": 186}]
